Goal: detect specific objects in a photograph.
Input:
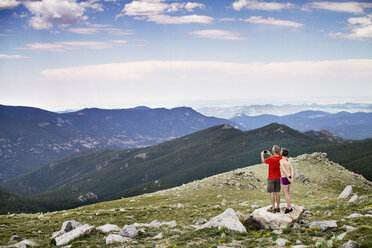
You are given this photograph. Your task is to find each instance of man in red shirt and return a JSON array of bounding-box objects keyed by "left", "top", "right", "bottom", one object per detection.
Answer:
[{"left": 261, "top": 145, "right": 282, "bottom": 213}]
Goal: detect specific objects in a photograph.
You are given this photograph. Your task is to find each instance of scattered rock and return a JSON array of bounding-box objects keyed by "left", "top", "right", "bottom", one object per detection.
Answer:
[
  {"left": 303, "top": 210, "right": 313, "bottom": 216},
  {"left": 214, "top": 205, "right": 221, "bottom": 209},
  {"left": 342, "top": 225, "right": 356, "bottom": 232},
  {"left": 324, "top": 211, "right": 332, "bottom": 216},
  {"left": 200, "top": 208, "right": 247, "bottom": 233},
  {"left": 275, "top": 238, "right": 289, "bottom": 246},
  {"left": 152, "top": 232, "right": 163, "bottom": 240},
  {"left": 308, "top": 220, "right": 337, "bottom": 231},
  {"left": 177, "top": 203, "right": 184, "bottom": 208},
  {"left": 251, "top": 204, "right": 305, "bottom": 229},
  {"left": 337, "top": 232, "right": 347, "bottom": 241},
  {"left": 346, "top": 213, "right": 363, "bottom": 219},
  {"left": 251, "top": 205, "right": 260, "bottom": 209},
  {"left": 193, "top": 217, "right": 207, "bottom": 225},
  {"left": 339, "top": 240, "right": 361, "bottom": 248},
  {"left": 52, "top": 220, "right": 82, "bottom": 239},
  {"left": 133, "top": 220, "right": 177, "bottom": 228},
  {"left": 348, "top": 195, "right": 359, "bottom": 203},
  {"left": 221, "top": 199, "right": 227, "bottom": 205},
  {"left": 96, "top": 224, "right": 121, "bottom": 233},
  {"left": 338, "top": 185, "right": 352, "bottom": 199},
  {"left": 105, "top": 234, "right": 131, "bottom": 244},
  {"left": 55, "top": 224, "right": 94, "bottom": 246},
  {"left": 296, "top": 240, "right": 303, "bottom": 245},
  {"left": 272, "top": 229, "right": 283, "bottom": 235},
  {"left": 2, "top": 239, "right": 38, "bottom": 247},
  {"left": 294, "top": 169, "right": 310, "bottom": 183},
  {"left": 120, "top": 225, "right": 138, "bottom": 238},
  {"left": 37, "top": 214, "right": 45, "bottom": 220},
  {"left": 9, "top": 235, "right": 24, "bottom": 242}
]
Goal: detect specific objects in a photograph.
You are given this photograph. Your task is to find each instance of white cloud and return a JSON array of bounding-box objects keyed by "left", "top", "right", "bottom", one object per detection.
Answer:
[
  {"left": 37, "top": 60, "right": 372, "bottom": 105},
  {"left": 0, "top": 54, "right": 30, "bottom": 59},
  {"left": 67, "top": 23, "right": 135, "bottom": 35},
  {"left": 330, "top": 14, "right": 372, "bottom": 41},
  {"left": 146, "top": 14, "right": 213, "bottom": 24},
  {"left": 17, "top": 40, "right": 127, "bottom": 52},
  {"left": 232, "top": 0, "right": 293, "bottom": 11},
  {"left": 23, "top": 0, "right": 103, "bottom": 30},
  {"left": 303, "top": 1, "right": 372, "bottom": 14},
  {"left": 219, "top": 18, "right": 236, "bottom": 22},
  {"left": 0, "top": 0, "right": 20, "bottom": 10},
  {"left": 246, "top": 16, "right": 303, "bottom": 27},
  {"left": 116, "top": 0, "right": 207, "bottom": 23},
  {"left": 189, "top": 29, "right": 245, "bottom": 40}
]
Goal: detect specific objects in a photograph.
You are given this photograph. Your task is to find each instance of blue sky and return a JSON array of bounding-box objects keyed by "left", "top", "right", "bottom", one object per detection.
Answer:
[{"left": 0, "top": 0, "right": 371, "bottom": 111}]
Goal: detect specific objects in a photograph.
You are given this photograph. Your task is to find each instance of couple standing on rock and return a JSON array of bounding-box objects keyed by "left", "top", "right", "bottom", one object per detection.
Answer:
[{"left": 261, "top": 145, "right": 294, "bottom": 214}]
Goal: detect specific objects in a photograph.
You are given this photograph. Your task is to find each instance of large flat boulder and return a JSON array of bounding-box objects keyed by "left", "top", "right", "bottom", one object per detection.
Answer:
[
  {"left": 251, "top": 204, "right": 305, "bottom": 229},
  {"left": 55, "top": 224, "right": 94, "bottom": 246},
  {"left": 308, "top": 220, "right": 337, "bottom": 231},
  {"left": 200, "top": 208, "right": 247, "bottom": 233}
]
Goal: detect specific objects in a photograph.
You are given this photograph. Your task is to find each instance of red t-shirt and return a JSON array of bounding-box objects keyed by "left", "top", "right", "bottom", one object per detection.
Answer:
[{"left": 264, "top": 155, "right": 282, "bottom": 180}]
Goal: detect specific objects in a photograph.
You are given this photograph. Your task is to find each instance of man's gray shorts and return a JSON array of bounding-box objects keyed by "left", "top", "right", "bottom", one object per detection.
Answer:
[{"left": 267, "top": 178, "right": 281, "bottom": 193}]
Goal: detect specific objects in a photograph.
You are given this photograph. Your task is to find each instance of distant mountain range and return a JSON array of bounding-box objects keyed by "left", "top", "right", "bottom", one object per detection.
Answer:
[
  {"left": 2, "top": 123, "right": 371, "bottom": 213},
  {"left": 0, "top": 104, "right": 239, "bottom": 181},
  {"left": 230, "top": 110, "right": 372, "bottom": 140},
  {"left": 198, "top": 103, "right": 372, "bottom": 118}
]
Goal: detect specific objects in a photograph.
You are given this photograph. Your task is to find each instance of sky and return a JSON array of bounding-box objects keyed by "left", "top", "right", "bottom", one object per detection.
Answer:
[{"left": 0, "top": 0, "right": 371, "bottom": 111}]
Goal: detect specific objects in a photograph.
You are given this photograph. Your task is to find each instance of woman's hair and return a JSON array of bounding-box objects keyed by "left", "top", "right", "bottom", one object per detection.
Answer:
[{"left": 281, "top": 148, "right": 288, "bottom": 157}]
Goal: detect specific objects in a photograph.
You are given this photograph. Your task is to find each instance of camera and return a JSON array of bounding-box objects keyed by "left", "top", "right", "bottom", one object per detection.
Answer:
[{"left": 263, "top": 150, "right": 268, "bottom": 154}]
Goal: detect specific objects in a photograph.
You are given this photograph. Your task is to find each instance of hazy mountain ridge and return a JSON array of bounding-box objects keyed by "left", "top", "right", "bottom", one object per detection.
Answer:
[
  {"left": 0, "top": 104, "right": 239, "bottom": 181},
  {"left": 198, "top": 103, "right": 372, "bottom": 118},
  {"left": 231, "top": 110, "right": 372, "bottom": 140},
  {"left": 3, "top": 123, "right": 372, "bottom": 213}
]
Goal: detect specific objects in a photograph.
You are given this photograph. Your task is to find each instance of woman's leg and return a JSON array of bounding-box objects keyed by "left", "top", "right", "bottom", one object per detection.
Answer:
[{"left": 282, "top": 185, "right": 291, "bottom": 209}]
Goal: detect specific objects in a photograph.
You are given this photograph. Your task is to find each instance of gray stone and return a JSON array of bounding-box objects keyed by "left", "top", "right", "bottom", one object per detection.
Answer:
[
  {"left": 303, "top": 210, "right": 313, "bottom": 216},
  {"left": 55, "top": 224, "right": 94, "bottom": 246},
  {"left": 120, "top": 225, "right": 138, "bottom": 238},
  {"left": 272, "top": 229, "right": 283, "bottom": 235},
  {"left": 193, "top": 217, "right": 207, "bottom": 225},
  {"left": 133, "top": 220, "right": 177, "bottom": 228},
  {"left": 348, "top": 194, "right": 359, "bottom": 203},
  {"left": 9, "top": 235, "right": 24, "bottom": 242},
  {"left": 96, "top": 224, "right": 121, "bottom": 233},
  {"left": 52, "top": 220, "right": 82, "bottom": 239},
  {"left": 275, "top": 238, "right": 289, "bottom": 246},
  {"left": 338, "top": 185, "right": 352, "bottom": 199},
  {"left": 337, "top": 232, "right": 347, "bottom": 241},
  {"left": 296, "top": 240, "right": 303, "bottom": 245},
  {"left": 339, "top": 240, "right": 361, "bottom": 248},
  {"left": 346, "top": 213, "right": 363, "bottom": 219},
  {"left": 105, "top": 234, "right": 131, "bottom": 244},
  {"left": 342, "top": 225, "right": 356, "bottom": 232},
  {"left": 251, "top": 204, "right": 305, "bottom": 229},
  {"left": 152, "top": 232, "right": 163, "bottom": 240},
  {"left": 200, "top": 208, "right": 247, "bottom": 233},
  {"left": 1, "top": 239, "right": 38, "bottom": 248},
  {"left": 251, "top": 204, "right": 260, "bottom": 209},
  {"left": 177, "top": 203, "right": 184, "bottom": 208},
  {"left": 308, "top": 220, "right": 337, "bottom": 231}
]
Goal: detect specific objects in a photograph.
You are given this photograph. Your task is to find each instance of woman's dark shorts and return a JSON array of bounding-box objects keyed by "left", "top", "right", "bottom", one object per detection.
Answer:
[{"left": 267, "top": 178, "right": 281, "bottom": 193}]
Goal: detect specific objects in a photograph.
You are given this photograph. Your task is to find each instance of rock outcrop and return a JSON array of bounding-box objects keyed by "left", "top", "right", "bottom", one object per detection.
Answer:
[
  {"left": 200, "top": 208, "right": 247, "bottom": 233},
  {"left": 339, "top": 240, "right": 361, "bottom": 248},
  {"left": 55, "top": 224, "right": 94, "bottom": 246},
  {"left": 52, "top": 220, "right": 82, "bottom": 239},
  {"left": 105, "top": 234, "right": 131, "bottom": 244},
  {"left": 338, "top": 185, "right": 353, "bottom": 199},
  {"left": 308, "top": 220, "right": 337, "bottom": 231},
  {"left": 96, "top": 224, "right": 121, "bottom": 233},
  {"left": 250, "top": 204, "right": 305, "bottom": 229},
  {"left": 119, "top": 225, "right": 138, "bottom": 238}
]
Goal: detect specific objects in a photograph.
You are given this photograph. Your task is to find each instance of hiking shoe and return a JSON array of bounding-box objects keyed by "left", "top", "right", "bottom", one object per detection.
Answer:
[
  {"left": 285, "top": 208, "right": 293, "bottom": 214},
  {"left": 275, "top": 208, "right": 280, "bottom": 213},
  {"left": 267, "top": 207, "right": 276, "bottom": 213}
]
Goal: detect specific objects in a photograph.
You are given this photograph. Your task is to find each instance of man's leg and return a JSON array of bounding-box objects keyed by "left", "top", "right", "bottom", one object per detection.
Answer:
[
  {"left": 270, "top": 193, "right": 275, "bottom": 209},
  {"left": 275, "top": 192, "right": 280, "bottom": 209}
]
